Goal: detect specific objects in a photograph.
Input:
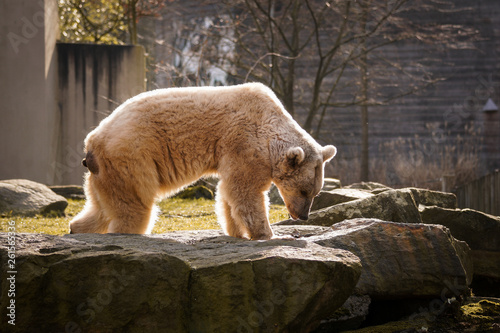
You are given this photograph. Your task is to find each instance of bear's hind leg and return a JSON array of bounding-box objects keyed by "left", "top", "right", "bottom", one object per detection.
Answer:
[
  {"left": 92, "top": 154, "right": 162, "bottom": 234},
  {"left": 70, "top": 199, "right": 110, "bottom": 233},
  {"left": 105, "top": 195, "right": 158, "bottom": 234},
  {"left": 70, "top": 173, "right": 111, "bottom": 233}
]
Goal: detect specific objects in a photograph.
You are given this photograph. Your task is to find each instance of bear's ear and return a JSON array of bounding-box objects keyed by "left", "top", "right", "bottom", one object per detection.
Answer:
[
  {"left": 322, "top": 145, "right": 337, "bottom": 162},
  {"left": 286, "top": 147, "right": 305, "bottom": 168}
]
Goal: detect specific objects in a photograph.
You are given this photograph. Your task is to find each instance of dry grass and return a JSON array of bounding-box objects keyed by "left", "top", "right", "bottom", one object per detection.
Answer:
[
  {"left": 381, "top": 123, "right": 481, "bottom": 190},
  {"left": 0, "top": 198, "right": 289, "bottom": 236},
  {"left": 329, "top": 122, "right": 482, "bottom": 191},
  {"left": 0, "top": 199, "right": 86, "bottom": 235}
]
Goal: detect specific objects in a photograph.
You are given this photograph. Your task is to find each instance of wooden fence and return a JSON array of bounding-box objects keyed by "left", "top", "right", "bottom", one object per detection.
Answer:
[{"left": 455, "top": 170, "right": 500, "bottom": 216}]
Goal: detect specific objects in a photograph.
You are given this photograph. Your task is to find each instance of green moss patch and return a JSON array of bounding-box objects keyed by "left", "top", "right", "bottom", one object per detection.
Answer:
[{"left": 460, "top": 299, "right": 500, "bottom": 323}]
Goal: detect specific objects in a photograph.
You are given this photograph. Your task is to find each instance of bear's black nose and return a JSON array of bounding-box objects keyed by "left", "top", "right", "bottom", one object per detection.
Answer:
[{"left": 298, "top": 213, "right": 309, "bottom": 221}]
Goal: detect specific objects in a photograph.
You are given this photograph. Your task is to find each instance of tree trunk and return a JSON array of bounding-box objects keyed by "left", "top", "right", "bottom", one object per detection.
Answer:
[
  {"left": 128, "top": 0, "right": 138, "bottom": 45},
  {"left": 360, "top": 1, "right": 369, "bottom": 181}
]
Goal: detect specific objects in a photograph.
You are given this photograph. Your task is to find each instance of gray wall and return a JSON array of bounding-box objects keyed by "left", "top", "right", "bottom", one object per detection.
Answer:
[
  {"left": 0, "top": 0, "right": 59, "bottom": 184},
  {"left": 55, "top": 43, "right": 145, "bottom": 185},
  {"left": 0, "top": 0, "right": 145, "bottom": 185}
]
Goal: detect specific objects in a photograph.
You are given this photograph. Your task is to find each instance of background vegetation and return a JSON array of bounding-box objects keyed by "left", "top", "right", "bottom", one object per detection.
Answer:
[{"left": 56, "top": 0, "right": 487, "bottom": 191}]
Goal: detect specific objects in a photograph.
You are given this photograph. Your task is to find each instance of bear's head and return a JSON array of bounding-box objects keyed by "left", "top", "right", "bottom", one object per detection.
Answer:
[{"left": 272, "top": 144, "right": 337, "bottom": 221}]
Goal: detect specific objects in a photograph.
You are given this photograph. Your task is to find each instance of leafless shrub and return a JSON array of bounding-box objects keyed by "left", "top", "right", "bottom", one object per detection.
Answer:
[{"left": 380, "top": 122, "right": 482, "bottom": 190}]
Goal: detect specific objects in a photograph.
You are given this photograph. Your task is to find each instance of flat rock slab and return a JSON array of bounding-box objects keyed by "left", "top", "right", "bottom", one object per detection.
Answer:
[
  {"left": 48, "top": 185, "right": 85, "bottom": 200},
  {"left": 343, "top": 182, "right": 392, "bottom": 193},
  {"left": 277, "top": 189, "right": 422, "bottom": 227},
  {"left": 322, "top": 178, "right": 342, "bottom": 191},
  {"left": 310, "top": 187, "right": 456, "bottom": 217},
  {"left": 408, "top": 187, "right": 457, "bottom": 209},
  {"left": 275, "top": 220, "right": 473, "bottom": 299},
  {"left": 0, "top": 179, "right": 68, "bottom": 216},
  {"left": 0, "top": 232, "right": 361, "bottom": 333},
  {"left": 311, "top": 188, "right": 374, "bottom": 211}
]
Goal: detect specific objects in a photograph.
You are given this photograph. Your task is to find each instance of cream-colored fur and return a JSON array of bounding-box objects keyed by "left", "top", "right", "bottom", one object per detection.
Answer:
[{"left": 70, "top": 83, "right": 336, "bottom": 240}]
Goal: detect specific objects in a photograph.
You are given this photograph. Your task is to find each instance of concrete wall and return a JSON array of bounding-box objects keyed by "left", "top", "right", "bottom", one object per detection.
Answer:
[
  {"left": 0, "top": 0, "right": 59, "bottom": 184},
  {"left": 0, "top": 0, "right": 146, "bottom": 185},
  {"left": 55, "top": 43, "right": 145, "bottom": 185}
]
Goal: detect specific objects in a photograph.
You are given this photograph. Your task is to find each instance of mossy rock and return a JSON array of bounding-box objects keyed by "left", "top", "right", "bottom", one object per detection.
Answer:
[
  {"left": 174, "top": 185, "right": 214, "bottom": 200},
  {"left": 460, "top": 299, "right": 500, "bottom": 323}
]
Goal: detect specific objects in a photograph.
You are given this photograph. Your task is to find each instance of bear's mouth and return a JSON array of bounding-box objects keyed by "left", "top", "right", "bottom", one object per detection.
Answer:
[
  {"left": 286, "top": 205, "right": 310, "bottom": 221},
  {"left": 287, "top": 208, "right": 309, "bottom": 221},
  {"left": 286, "top": 199, "right": 311, "bottom": 221}
]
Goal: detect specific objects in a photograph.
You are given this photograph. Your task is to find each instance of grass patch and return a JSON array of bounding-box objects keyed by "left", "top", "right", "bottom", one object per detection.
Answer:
[
  {"left": 0, "top": 198, "right": 289, "bottom": 235},
  {"left": 0, "top": 199, "right": 86, "bottom": 235}
]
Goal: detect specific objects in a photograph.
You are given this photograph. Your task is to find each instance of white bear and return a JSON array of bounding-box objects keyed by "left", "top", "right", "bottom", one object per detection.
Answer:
[{"left": 70, "top": 83, "right": 336, "bottom": 240}]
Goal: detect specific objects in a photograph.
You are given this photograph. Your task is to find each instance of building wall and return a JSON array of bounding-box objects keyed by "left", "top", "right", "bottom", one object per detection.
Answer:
[
  {"left": 0, "top": 0, "right": 59, "bottom": 184},
  {"left": 55, "top": 43, "right": 145, "bottom": 185},
  {"left": 0, "top": 1, "right": 146, "bottom": 185}
]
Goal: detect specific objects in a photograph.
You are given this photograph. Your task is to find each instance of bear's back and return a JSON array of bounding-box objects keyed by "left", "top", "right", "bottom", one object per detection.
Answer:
[{"left": 85, "top": 83, "right": 309, "bottom": 153}]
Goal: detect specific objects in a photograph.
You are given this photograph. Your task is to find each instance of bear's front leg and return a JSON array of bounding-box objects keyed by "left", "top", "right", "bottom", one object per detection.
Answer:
[{"left": 216, "top": 179, "right": 274, "bottom": 240}]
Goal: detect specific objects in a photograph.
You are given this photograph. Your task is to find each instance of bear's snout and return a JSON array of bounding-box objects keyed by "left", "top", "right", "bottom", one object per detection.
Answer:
[
  {"left": 286, "top": 198, "right": 312, "bottom": 221},
  {"left": 288, "top": 208, "right": 309, "bottom": 221},
  {"left": 298, "top": 212, "right": 309, "bottom": 221}
]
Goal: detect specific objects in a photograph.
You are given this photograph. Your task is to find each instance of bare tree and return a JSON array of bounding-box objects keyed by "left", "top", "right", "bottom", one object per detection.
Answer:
[
  {"left": 148, "top": 0, "right": 476, "bottom": 180},
  {"left": 217, "top": 0, "right": 476, "bottom": 180}
]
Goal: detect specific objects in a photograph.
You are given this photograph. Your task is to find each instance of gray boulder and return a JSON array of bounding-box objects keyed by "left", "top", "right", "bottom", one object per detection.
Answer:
[
  {"left": 48, "top": 185, "right": 85, "bottom": 199},
  {"left": 311, "top": 188, "right": 374, "bottom": 211},
  {"left": 0, "top": 179, "right": 68, "bottom": 216},
  {"left": 0, "top": 231, "right": 361, "bottom": 333},
  {"left": 322, "top": 178, "right": 342, "bottom": 191},
  {"left": 276, "top": 220, "right": 473, "bottom": 299},
  {"left": 343, "top": 182, "right": 392, "bottom": 194},
  {"left": 277, "top": 189, "right": 422, "bottom": 227},
  {"left": 311, "top": 186, "right": 455, "bottom": 214},
  {"left": 408, "top": 187, "right": 457, "bottom": 209},
  {"left": 420, "top": 206, "right": 500, "bottom": 279},
  {"left": 173, "top": 185, "right": 214, "bottom": 199}
]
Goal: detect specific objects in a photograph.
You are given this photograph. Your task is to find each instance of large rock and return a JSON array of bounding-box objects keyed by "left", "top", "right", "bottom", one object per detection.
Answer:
[
  {"left": 277, "top": 189, "right": 422, "bottom": 227},
  {"left": 311, "top": 188, "right": 374, "bottom": 211},
  {"left": 408, "top": 187, "right": 457, "bottom": 209},
  {"left": 311, "top": 187, "right": 455, "bottom": 215},
  {"left": 322, "top": 178, "right": 342, "bottom": 191},
  {"left": 0, "top": 179, "right": 68, "bottom": 216},
  {"left": 420, "top": 206, "right": 500, "bottom": 279},
  {"left": 173, "top": 185, "right": 214, "bottom": 199},
  {"left": 0, "top": 231, "right": 361, "bottom": 333},
  {"left": 48, "top": 185, "right": 85, "bottom": 200},
  {"left": 343, "top": 182, "right": 392, "bottom": 194},
  {"left": 275, "top": 220, "right": 473, "bottom": 299}
]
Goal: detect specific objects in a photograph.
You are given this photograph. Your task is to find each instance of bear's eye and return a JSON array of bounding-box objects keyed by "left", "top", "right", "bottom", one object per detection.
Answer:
[{"left": 300, "top": 190, "right": 308, "bottom": 197}]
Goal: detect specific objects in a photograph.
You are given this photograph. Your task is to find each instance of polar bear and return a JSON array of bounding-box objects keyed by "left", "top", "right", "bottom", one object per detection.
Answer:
[{"left": 70, "top": 83, "right": 336, "bottom": 240}]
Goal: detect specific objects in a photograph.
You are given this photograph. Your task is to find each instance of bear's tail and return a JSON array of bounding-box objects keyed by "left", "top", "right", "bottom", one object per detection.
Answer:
[{"left": 82, "top": 151, "right": 99, "bottom": 174}]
